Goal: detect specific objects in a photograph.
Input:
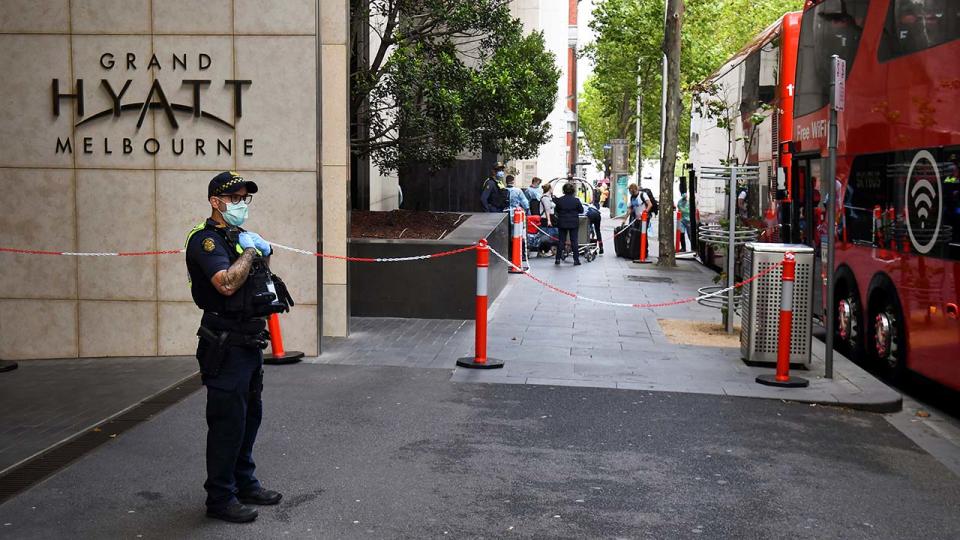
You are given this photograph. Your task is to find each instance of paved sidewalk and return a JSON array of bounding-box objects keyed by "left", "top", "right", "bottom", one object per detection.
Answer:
[
  {"left": 317, "top": 220, "right": 901, "bottom": 412},
  {"left": 0, "top": 356, "right": 197, "bottom": 475}
]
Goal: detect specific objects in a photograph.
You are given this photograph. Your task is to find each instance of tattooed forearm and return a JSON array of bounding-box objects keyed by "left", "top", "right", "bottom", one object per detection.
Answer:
[{"left": 214, "top": 248, "right": 256, "bottom": 295}]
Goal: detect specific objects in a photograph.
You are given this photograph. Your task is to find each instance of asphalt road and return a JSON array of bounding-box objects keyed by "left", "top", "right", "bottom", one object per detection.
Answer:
[{"left": 1, "top": 363, "right": 958, "bottom": 539}]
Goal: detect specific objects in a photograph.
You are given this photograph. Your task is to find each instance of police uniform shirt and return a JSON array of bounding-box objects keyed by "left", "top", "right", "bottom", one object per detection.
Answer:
[{"left": 186, "top": 219, "right": 234, "bottom": 312}]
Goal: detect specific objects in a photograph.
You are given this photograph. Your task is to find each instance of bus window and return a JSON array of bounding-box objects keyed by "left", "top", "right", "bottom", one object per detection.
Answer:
[
  {"left": 943, "top": 148, "right": 960, "bottom": 260},
  {"left": 848, "top": 153, "right": 894, "bottom": 245},
  {"left": 879, "top": 0, "right": 960, "bottom": 61},
  {"left": 795, "top": 0, "right": 870, "bottom": 117}
]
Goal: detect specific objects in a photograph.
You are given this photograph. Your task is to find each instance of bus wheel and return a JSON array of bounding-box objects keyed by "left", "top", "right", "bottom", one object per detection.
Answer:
[
  {"left": 836, "top": 287, "right": 863, "bottom": 359},
  {"left": 869, "top": 288, "right": 906, "bottom": 378}
]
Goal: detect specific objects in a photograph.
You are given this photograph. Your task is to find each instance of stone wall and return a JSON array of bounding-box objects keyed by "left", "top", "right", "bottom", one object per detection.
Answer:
[{"left": 0, "top": 0, "right": 350, "bottom": 359}]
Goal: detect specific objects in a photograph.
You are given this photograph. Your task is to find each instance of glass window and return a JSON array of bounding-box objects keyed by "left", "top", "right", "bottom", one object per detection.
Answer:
[
  {"left": 795, "top": 0, "right": 870, "bottom": 117},
  {"left": 848, "top": 148, "right": 960, "bottom": 260},
  {"left": 879, "top": 0, "right": 960, "bottom": 61},
  {"left": 940, "top": 148, "right": 960, "bottom": 260}
]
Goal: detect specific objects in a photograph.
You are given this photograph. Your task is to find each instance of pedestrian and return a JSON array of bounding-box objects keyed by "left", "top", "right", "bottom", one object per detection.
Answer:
[
  {"left": 185, "top": 172, "right": 286, "bottom": 523},
  {"left": 586, "top": 205, "right": 603, "bottom": 254},
  {"left": 524, "top": 176, "right": 543, "bottom": 216},
  {"left": 554, "top": 181, "right": 584, "bottom": 265},
  {"left": 505, "top": 175, "right": 530, "bottom": 214},
  {"left": 540, "top": 183, "right": 555, "bottom": 227},
  {"left": 678, "top": 192, "right": 690, "bottom": 251},
  {"left": 624, "top": 183, "right": 654, "bottom": 261},
  {"left": 480, "top": 163, "right": 508, "bottom": 212},
  {"left": 599, "top": 183, "right": 610, "bottom": 208}
]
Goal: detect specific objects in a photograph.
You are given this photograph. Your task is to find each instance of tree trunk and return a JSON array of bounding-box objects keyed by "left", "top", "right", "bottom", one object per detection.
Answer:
[{"left": 657, "top": 0, "right": 684, "bottom": 268}]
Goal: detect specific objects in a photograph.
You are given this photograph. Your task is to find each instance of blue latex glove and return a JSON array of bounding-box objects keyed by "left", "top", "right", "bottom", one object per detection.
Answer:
[{"left": 238, "top": 232, "right": 272, "bottom": 256}]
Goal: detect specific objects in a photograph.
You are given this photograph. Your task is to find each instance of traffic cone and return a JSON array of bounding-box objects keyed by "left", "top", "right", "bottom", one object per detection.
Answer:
[{"left": 263, "top": 313, "right": 304, "bottom": 365}]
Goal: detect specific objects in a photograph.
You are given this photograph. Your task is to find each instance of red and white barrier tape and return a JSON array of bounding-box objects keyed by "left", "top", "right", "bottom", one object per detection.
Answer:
[
  {"left": 269, "top": 242, "right": 476, "bottom": 262},
  {"left": 0, "top": 243, "right": 477, "bottom": 263},
  {"left": 0, "top": 247, "right": 186, "bottom": 257},
  {"left": 532, "top": 218, "right": 634, "bottom": 243},
  {"left": 530, "top": 222, "right": 560, "bottom": 241},
  {"left": 611, "top": 217, "right": 637, "bottom": 238},
  {"left": 488, "top": 246, "right": 781, "bottom": 309}
]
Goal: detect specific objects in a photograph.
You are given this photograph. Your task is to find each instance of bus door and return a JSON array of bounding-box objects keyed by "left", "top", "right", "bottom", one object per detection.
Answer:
[{"left": 793, "top": 155, "right": 825, "bottom": 318}]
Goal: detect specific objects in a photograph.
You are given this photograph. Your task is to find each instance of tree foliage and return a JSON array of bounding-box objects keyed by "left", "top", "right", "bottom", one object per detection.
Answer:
[
  {"left": 580, "top": 0, "right": 804, "bottom": 171},
  {"left": 351, "top": 0, "right": 561, "bottom": 174}
]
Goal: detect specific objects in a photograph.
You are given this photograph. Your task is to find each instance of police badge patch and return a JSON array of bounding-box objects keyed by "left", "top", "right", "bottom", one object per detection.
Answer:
[{"left": 202, "top": 238, "right": 216, "bottom": 253}]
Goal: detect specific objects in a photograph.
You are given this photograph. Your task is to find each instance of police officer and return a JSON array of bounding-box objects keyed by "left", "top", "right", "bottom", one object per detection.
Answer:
[{"left": 185, "top": 171, "right": 283, "bottom": 523}]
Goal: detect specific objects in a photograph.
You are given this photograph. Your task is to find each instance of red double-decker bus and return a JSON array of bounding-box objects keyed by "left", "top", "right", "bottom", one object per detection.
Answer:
[{"left": 790, "top": 0, "right": 960, "bottom": 389}]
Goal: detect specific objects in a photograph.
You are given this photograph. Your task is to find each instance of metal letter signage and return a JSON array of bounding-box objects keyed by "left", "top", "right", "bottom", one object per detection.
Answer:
[{"left": 50, "top": 52, "right": 253, "bottom": 158}]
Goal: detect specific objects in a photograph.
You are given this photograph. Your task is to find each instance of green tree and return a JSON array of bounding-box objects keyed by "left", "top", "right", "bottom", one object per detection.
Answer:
[
  {"left": 581, "top": 0, "right": 804, "bottom": 168},
  {"left": 351, "top": 0, "right": 560, "bottom": 176}
]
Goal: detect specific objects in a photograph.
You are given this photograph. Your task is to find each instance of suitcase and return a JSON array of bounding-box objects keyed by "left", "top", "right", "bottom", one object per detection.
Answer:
[
  {"left": 613, "top": 224, "right": 630, "bottom": 258},
  {"left": 626, "top": 225, "right": 642, "bottom": 260}
]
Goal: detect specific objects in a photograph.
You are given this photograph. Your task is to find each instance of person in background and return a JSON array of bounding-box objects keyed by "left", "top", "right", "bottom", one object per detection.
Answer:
[
  {"left": 540, "top": 183, "right": 555, "bottom": 227},
  {"left": 624, "top": 183, "right": 653, "bottom": 261},
  {"left": 505, "top": 175, "right": 529, "bottom": 214},
  {"left": 586, "top": 205, "right": 603, "bottom": 254},
  {"left": 480, "top": 163, "right": 507, "bottom": 212},
  {"left": 678, "top": 192, "right": 690, "bottom": 251},
  {"left": 554, "top": 182, "right": 584, "bottom": 265},
  {"left": 599, "top": 184, "right": 610, "bottom": 208},
  {"left": 524, "top": 176, "right": 543, "bottom": 217}
]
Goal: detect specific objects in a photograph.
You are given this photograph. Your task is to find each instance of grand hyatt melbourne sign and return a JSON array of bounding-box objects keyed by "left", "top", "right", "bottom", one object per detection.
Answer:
[{"left": 52, "top": 52, "right": 253, "bottom": 157}]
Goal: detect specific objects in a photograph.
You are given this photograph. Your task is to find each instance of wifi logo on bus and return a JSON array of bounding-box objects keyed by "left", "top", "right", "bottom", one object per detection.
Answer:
[{"left": 905, "top": 150, "right": 942, "bottom": 254}]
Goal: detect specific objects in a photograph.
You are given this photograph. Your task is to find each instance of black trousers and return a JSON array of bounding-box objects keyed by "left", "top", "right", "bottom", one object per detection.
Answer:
[
  {"left": 588, "top": 216, "right": 602, "bottom": 247},
  {"left": 557, "top": 227, "right": 580, "bottom": 263},
  {"left": 201, "top": 345, "right": 264, "bottom": 509}
]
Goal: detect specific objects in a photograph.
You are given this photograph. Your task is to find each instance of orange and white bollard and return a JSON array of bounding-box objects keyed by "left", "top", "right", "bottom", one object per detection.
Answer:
[
  {"left": 756, "top": 252, "right": 809, "bottom": 387},
  {"left": 456, "top": 239, "right": 504, "bottom": 369},
  {"left": 264, "top": 313, "right": 304, "bottom": 365},
  {"left": 508, "top": 208, "right": 526, "bottom": 274},
  {"left": 634, "top": 210, "right": 651, "bottom": 264},
  {"left": 675, "top": 209, "right": 683, "bottom": 252}
]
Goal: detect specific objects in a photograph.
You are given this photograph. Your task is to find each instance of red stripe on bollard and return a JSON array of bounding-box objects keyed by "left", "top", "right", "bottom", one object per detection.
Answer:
[
  {"left": 457, "top": 239, "right": 504, "bottom": 369},
  {"left": 264, "top": 313, "right": 304, "bottom": 365},
  {"left": 756, "top": 251, "right": 808, "bottom": 387}
]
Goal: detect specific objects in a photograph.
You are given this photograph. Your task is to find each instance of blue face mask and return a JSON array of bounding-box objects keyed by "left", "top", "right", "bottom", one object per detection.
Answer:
[
  {"left": 222, "top": 201, "right": 248, "bottom": 227},
  {"left": 496, "top": 171, "right": 505, "bottom": 179}
]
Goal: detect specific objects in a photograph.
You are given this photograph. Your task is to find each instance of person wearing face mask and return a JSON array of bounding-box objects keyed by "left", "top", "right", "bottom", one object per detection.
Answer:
[
  {"left": 184, "top": 171, "right": 284, "bottom": 524},
  {"left": 480, "top": 163, "right": 509, "bottom": 212}
]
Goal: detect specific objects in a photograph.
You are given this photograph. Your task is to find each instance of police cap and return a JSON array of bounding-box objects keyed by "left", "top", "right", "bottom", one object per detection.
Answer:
[{"left": 208, "top": 171, "right": 259, "bottom": 198}]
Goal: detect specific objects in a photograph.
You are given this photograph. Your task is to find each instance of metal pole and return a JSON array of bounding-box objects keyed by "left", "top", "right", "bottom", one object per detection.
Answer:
[
  {"left": 636, "top": 72, "right": 643, "bottom": 186},
  {"left": 824, "top": 55, "right": 840, "bottom": 379},
  {"left": 726, "top": 167, "right": 737, "bottom": 334}
]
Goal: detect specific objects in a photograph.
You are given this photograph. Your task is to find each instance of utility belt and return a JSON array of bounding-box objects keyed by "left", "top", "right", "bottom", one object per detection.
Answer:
[{"left": 196, "top": 312, "right": 269, "bottom": 377}]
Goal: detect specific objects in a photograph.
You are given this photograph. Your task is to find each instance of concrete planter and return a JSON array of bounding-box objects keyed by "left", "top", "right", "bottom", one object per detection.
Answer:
[{"left": 349, "top": 213, "right": 509, "bottom": 319}]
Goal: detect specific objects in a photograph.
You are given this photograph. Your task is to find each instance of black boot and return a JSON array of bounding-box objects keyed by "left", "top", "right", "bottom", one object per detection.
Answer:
[
  {"left": 206, "top": 502, "right": 258, "bottom": 523},
  {"left": 239, "top": 487, "right": 283, "bottom": 506}
]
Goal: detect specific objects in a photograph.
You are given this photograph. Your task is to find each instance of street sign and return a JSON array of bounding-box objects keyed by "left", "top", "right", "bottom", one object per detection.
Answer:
[{"left": 833, "top": 56, "right": 846, "bottom": 112}]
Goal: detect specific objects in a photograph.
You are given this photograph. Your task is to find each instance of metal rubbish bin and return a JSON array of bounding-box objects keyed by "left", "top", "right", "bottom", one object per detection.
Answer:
[{"left": 740, "top": 243, "right": 814, "bottom": 366}]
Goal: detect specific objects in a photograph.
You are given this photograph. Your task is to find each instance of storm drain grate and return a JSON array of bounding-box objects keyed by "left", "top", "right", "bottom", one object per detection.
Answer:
[
  {"left": 625, "top": 275, "right": 674, "bottom": 284},
  {"left": 0, "top": 373, "right": 201, "bottom": 505}
]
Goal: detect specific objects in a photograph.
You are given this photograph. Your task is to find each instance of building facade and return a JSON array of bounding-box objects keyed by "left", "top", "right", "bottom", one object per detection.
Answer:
[
  {"left": 509, "top": 0, "right": 595, "bottom": 185},
  {"left": 0, "top": 0, "right": 351, "bottom": 360}
]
